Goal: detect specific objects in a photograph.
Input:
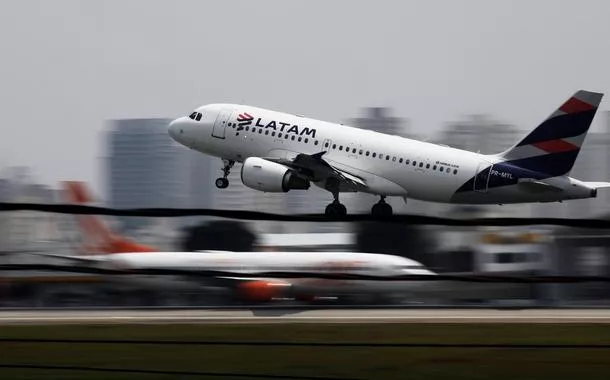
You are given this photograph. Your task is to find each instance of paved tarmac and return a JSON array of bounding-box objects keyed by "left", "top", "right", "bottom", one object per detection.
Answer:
[{"left": 2, "top": 308, "right": 610, "bottom": 324}]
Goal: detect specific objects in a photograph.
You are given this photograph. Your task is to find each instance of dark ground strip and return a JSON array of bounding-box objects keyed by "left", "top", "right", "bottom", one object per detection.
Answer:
[
  {"left": 2, "top": 339, "right": 610, "bottom": 348},
  {"left": 0, "top": 364, "right": 361, "bottom": 380}
]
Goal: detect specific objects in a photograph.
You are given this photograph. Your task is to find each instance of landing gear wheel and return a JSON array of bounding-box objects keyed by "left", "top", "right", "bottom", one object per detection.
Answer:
[
  {"left": 325, "top": 201, "right": 347, "bottom": 216},
  {"left": 371, "top": 198, "right": 393, "bottom": 216},
  {"left": 215, "top": 177, "right": 229, "bottom": 189},
  {"left": 215, "top": 159, "right": 234, "bottom": 189}
]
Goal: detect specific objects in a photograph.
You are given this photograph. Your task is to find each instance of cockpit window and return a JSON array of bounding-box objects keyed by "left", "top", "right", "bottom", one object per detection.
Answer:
[
  {"left": 188, "top": 112, "right": 203, "bottom": 121},
  {"left": 195, "top": 113, "right": 202, "bottom": 121},
  {"left": 189, "top": 112, "right": 197, "bottom": 120}
]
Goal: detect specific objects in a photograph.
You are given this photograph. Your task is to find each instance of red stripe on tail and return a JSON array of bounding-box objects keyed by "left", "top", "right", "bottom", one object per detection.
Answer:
[
  {"left": 533, "top": 139, "right": 579, "bottom": 153},
  {"left": 559, "top": 97, "right": 595, "bottom": 114}
]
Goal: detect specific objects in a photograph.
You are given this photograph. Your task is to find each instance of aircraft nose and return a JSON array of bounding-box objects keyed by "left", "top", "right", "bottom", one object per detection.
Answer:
[{"left": 168, "top": 118, "right": 182, "bottom": 140}]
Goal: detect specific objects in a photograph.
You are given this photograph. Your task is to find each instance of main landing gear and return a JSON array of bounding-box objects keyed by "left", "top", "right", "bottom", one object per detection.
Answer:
[
  {"left": 371, "top": 196, "right": 393, "bottom": 216},
  {"left": 215, "top": 159, "right": 234, "bottom": 189},
  {"left": 325, "top": 189, "right": 347, "bottom": 216}
]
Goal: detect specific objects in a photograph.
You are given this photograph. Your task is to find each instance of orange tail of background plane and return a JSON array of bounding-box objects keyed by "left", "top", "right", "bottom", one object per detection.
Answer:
[{"left": 62, "top": 181, "right": 157, "bottom": 254}]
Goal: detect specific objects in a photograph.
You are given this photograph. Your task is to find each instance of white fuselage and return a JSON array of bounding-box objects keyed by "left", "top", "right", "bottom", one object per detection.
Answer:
[
  {"left": 169, "top": 104, "right": 596, "bottom": 204},
  {"left": 97, "top": 250, "right": 435, "bottom": 297}
]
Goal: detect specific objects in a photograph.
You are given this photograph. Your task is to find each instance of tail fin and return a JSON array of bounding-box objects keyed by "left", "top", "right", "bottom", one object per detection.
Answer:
[
  {"left": 499, "top": 90, "right": 603, "bottom": 176},
  {"left": 62, "top": 181, "right": 157, "bottom": 254}
]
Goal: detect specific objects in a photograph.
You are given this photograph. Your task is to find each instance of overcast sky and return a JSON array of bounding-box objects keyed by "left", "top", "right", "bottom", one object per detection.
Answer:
[{"left": 1, "top": 0, "right": 610, "bottom": 190}]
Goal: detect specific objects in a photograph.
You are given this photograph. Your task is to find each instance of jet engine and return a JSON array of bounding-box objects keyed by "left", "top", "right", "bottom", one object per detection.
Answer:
[
  {"left": 241, "top": 157, "right": 310, "bottom": 192},
  {"left": 238, "top": 280, "right": 292, "bottom": 302}
]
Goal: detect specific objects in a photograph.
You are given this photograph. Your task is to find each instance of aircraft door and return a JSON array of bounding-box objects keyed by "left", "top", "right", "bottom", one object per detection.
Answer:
[
  {"left": 474, "top": 162, "right": 492, "bottom": 192},
  {"left": 212, "top": 109, "right": 232, "bottom": 139}
]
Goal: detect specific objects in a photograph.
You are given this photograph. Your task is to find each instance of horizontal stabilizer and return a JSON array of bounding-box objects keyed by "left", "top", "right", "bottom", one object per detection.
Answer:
[
  {"left": 583, "top": 181, "right": 610, "bottom": 189},
  {"left": 517, "top": 178, "right": 563, "bottom": 193}
]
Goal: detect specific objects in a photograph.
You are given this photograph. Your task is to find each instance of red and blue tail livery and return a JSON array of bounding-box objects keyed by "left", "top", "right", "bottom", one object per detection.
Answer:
[{"left": 500, "top": 90, "right": 602, "bottom": 176}]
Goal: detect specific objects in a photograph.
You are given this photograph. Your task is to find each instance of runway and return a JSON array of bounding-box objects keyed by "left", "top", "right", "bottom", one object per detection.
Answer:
[{"left": 2, "top": 308, "right": 610, "bottom": 324}]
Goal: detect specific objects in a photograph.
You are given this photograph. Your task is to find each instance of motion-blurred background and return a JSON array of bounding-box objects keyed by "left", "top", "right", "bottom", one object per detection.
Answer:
[{"left": 1, "top": 1, "right": 610, "bottom": 308}]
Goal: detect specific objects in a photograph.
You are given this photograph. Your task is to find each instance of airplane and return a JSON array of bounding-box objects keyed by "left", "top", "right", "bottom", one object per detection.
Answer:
[
  {"left": 168, "top": 90, "right": 610, "bottom": 216},
  {"left": 49, "top": 182, "right": 436, "bottom": 303},
  {"left": 62, "top": 181, "right": 158, "bottom": 254}
]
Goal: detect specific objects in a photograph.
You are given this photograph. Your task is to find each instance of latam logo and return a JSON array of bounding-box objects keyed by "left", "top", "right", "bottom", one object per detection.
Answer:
[
  {"left": 235, "top": 112, "right": 317, "bottom": 138},
  {"left": 237, "top": 112, "right": 253, "bottom": 126}
]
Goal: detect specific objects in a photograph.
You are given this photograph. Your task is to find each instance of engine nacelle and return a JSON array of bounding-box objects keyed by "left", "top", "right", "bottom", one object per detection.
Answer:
[
  {"left": 241, "top": 157, "right": 310, "bottom": 192},
  {"left": 238, "top": 280, "right": 292, "bottom": 302}
]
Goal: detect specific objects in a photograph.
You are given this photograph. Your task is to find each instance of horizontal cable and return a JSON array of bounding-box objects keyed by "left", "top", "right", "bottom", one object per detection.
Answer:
[
  {"left": 1, "top": 202, "right": 610, "bottom": 227},
  {"left": 1, "top": 264, "right": 609, "bottom": 283},
  {"left": 0, "top": 364, "right": 353, "bottom": 379}
]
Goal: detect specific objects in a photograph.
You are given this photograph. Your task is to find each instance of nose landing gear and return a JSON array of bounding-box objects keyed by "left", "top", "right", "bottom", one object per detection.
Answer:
[
  {"left": 371, "top": 196, "right": 393, "bottom": 216},
  {"left": 215, "top": 159, "right": 234, "bottom": 189}
]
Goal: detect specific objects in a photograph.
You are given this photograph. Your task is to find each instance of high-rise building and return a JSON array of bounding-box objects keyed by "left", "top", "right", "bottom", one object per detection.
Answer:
[
  {"left": 105, "top": 118, "right": 213, "bottom": 233},
  {"left": 437, "top": 114, "right": 519, "bottom": 155}
]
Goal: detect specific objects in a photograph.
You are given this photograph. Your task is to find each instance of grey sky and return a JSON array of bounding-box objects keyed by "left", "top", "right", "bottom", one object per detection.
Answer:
[{"left": 1, "top": 0, "right": 610, "bottom": 191}]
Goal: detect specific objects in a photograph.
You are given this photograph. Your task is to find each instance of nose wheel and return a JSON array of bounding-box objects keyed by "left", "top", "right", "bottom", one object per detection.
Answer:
[
  {"left": 215, "top": 159, "right": 234, "bottom": 189},
  {"left": 215, "top": 177, "right": 229, "bottom": 189},
  {"left": 371, "top": 196, "right": 393, "bottom": 216}
]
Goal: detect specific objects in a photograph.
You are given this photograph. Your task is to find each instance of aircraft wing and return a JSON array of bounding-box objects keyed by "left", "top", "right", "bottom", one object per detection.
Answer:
[
  {"left": 266, "top": 151, "right": 367, "bottom": 192},
  {"left": 22, "top": 252, "right": 106, "bottom": 264}
]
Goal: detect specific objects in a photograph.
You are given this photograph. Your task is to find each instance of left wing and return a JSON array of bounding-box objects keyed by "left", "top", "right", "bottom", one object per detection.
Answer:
[{"left": 266, "top": 151, "right": 368, "bottom": 192}]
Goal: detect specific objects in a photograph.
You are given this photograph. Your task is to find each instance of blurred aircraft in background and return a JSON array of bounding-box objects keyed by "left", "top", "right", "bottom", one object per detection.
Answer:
[
  {"left": 169, "top": 90, "right": 610, "bottom": 216},
  {"left": 62, "top": 181, "right": 158, "bottom": 254},
  {"left": 49, "top": 182, "right": 437, "bottom": 303}
]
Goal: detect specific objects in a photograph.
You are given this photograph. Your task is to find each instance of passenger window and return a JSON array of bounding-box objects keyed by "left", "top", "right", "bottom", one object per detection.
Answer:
[
  {"left": 405, "top": 159, "right": 410, "bottom": 164},
  {"left": 392, "top": 156, "right": 396, "bottom": 162},
  {"left": 291, "top": 136, "right": 295, "bottom": 140},
  {"left": 265, "top": 130, "right": 269, "bottom": 135},
  {"left": 413, "top": 161, "right": 417, "bottom": 166},
  {"left": 325, "top": 142, "right": 329, "bottom": 148},
  {"left": 278, "top": 133, "right": 282, "bottom": 137},
  {"left": 314, "top": 140, "right": 318, "bottom": 145},
  {"left": 439, "top": 167, "right": 443, "bottom": 172},
  {"left": 245, "top": 126, "right": 249, "bottom": 131},
  {"left": 352, "top": 148, "right": 356, "bottom": 153},
  {"left": 298, "top": 137, "right": 302, "bottom": 142},
  {"left": 258, "top": 129, "right": 262, "bottom": 134},
  {"left": 386, "top": 155, "right": 390, "bottom": 160},
  {"left": 286, "top": 134, "right": 290, "bottom": 139},
  {"left": 359, "top": 150, "right": 363, "bottom": 155},
  {"left": 332, "top": 144, "right": 337, "bottom": 149},
  {"left": 426, "top": 164, "right": 430, "bottom": 169},
  {"left": 419, "top": 162, "right": 423, "bottom": 167},
  {"left": 399, "top": 158, "right": 403, "bottom": 163},
  {"left": 433, "top": 165, "right": 437, "bottom": 170},
  {"left": 366, "top": 151, "right": 370, "bottom": 156},
  {"left": 454, "top": 169, "right": 458, "bottom": 175},
  {"left": 372, "top": 153, "right": 376, "bottom": 158},
  {"left": 339, "top": 146, "right": 343, "bottom": 150}
]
